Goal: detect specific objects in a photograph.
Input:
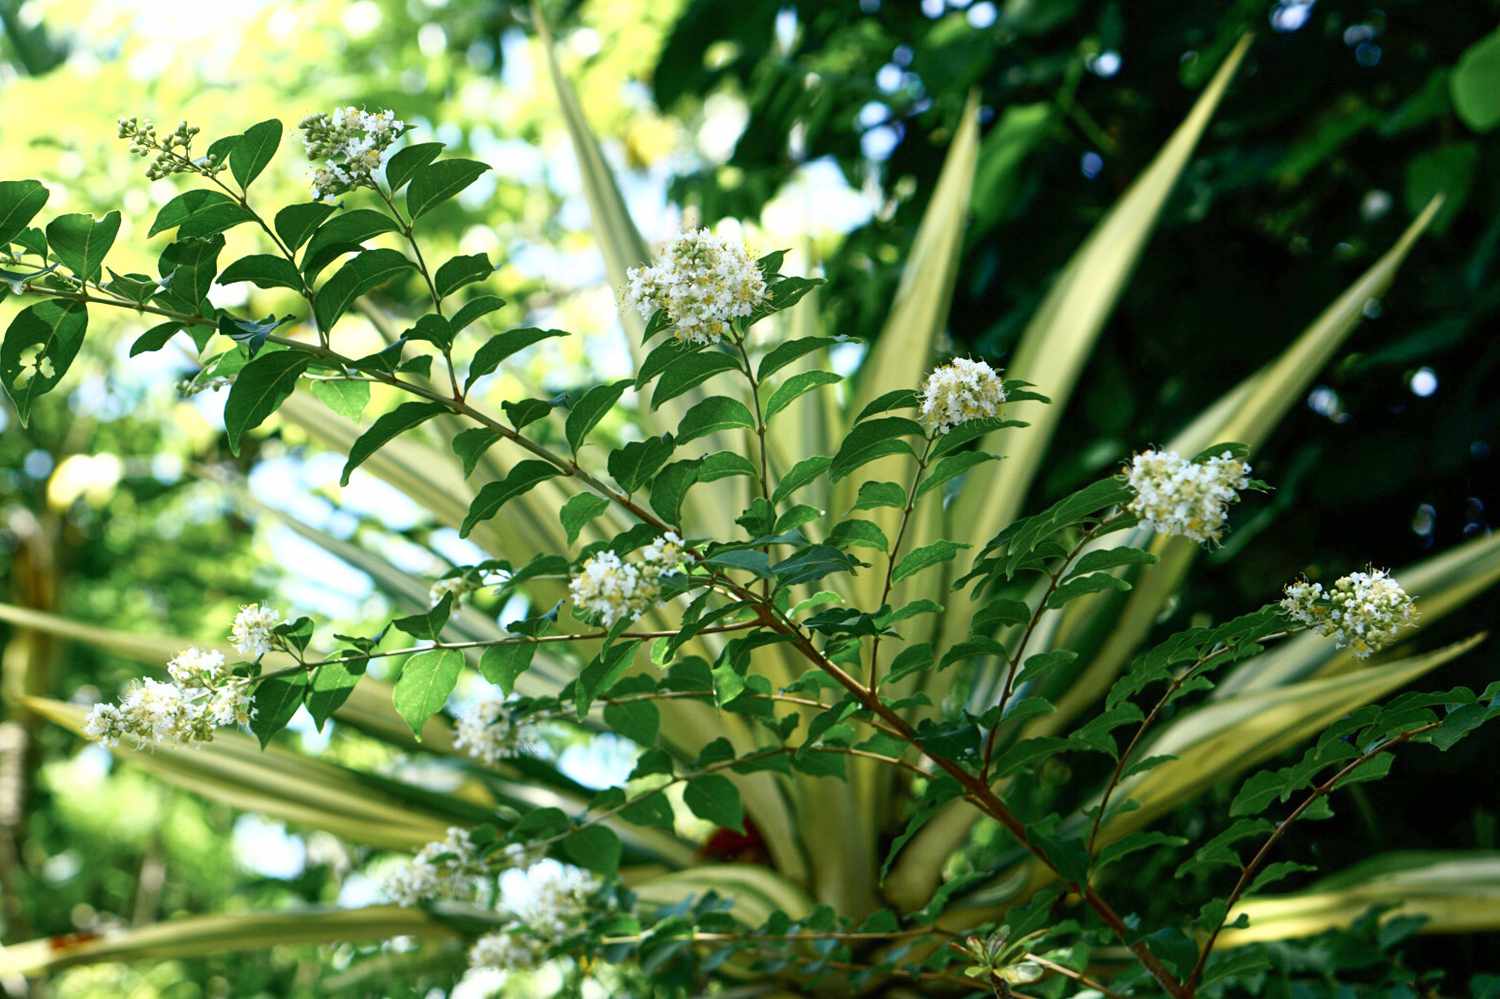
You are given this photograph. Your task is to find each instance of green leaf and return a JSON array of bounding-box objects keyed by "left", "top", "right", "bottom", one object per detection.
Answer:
[
  {"left": 892, "top": 541, "right": 969, "bottom": 582},
  {"left": 828, "top": 519, "right": 888, "bottom": 553},
  {"left": 576, "top": 640, "right": 641, "bottom": 715},
  {"left": 704, "top": 549, "right": 772, "bottom": 578},
  {"left": 306, "top": 662, "right": 359, "bottom": 731},
  {"left": 1247, "top": 861, "right": 1316, "bottom": 896},
  {"left": 677, "top": 396, "right": 754, "bottom": 444},
  {"left": 854, "top": 388, "right": 919, "bottom": 423},
  {"left": 313, "top": 248, "right": 414, "bottom": 331},
  {"left": 683, "top": 774, "right": 744, "bottom": 832},
  {"left": 466, "top": 327, "right": 567, "bottom": 391},
  {"left": 46, "top": 210, "right": 120, "bottom": 283},
  {"left": 916, "top": 450, "right": 997, "bottom": 498},
  {"left": 393, "top": 593, "right": 453, "bottom": 641},
  {"left": 149, "top": 190, "right": 255, "bottom": 239},
  {"left": 699, "top": 451, "right": 755, "bottom": 482},
  {"left": 883, "top": 643, "right": 935, "bottom": 686},
  {"left": 452, "top": 427, "right": 501, "bottom": 477},
  {"left": 384, "top": 142, "right": 445, "bottom": 192},
  {"left": 1066, "top": 546, "right": 1158, "bottom": 578},
  {"left": 129, "top": 322, "right": 182, "bottom": 357},
  {"left": 218, "top": 312, "right": 292, "bottom": 358},
  {"left": 406, "top": 159, "right": 491, "bottom": 220},
  {"left": 852, "top": 480, "right": 907, "bottom": 510},
  {"left": 651, "top": 350, "right": 739, "bottom": 409},
  {"left": 218, "top": 254, "right": 302, "bottom": 291},
  {"left": 1, "top": 298, "right": 87, "bottom": 426},
  {"left": 1046, "top": 573, "right": 1132, "bottom": 608},
  {"left": 341, "top": 401, "right": 447, "bottom": 485},
  {"left": 0, "top": 180, "right": 48, "bottom": 247},
  {"left": 1453, "top": 29, "right": 1500, "bottom": 132},
  {"left": 560, "top": 493, "right": 610, "bottom": 545},
  {"left": 273, "top": 202, "right": 336, "bottom": 252},
  {"left": 830, "top": 417, "right": 924, "bottom": 482},
  {"left": 503, "top": 397, "right": 553, "bottom": 430},
  {"left": 604, "top": 699, "right": 659, "bottom": 746},
  {"left": 609, "top": 434, "right": 675, "bottom": 493},
  {"left": 302, "top": 209, "right": 400, "bottom": 278},
  {"left": 308, "top": 379, "right": 369, "bottom": 421},
  {"left": 649, "top": 459, "right": 700, "bottom": 526},
  {"left": 764, "top": 369, "right": 841, "bottom": 421},
  {"left": 393, "top": 648, "right": 464, "bottom": 735},
  {"left": 566, "top": 379, "right": 632, "bottom": 453},
  {"left": 223, "top": 350, "right": 312, "bottom": 455},
  {"left": 460, "top": 460, "right": 562, "bottom": 537},
  {"left": 562, "top": 825, "right": 621, "bottom": 876},
  {"left": 1095, "top": 831, "right": 1188, "bottom": 872},
  {"left": 772, "top": 456, "right": 831, "bottom": 505},
  {"left": 479, "top": 642, "right": 535, "bottom": 694},
  {"left": 771, "top": 545, "right": 861, "bottom": 586},
  {"left": 756, "top": 336, "right": 839, "bottom": 381},
  {"left": 434, "top": 253, "right": 491, "bottom": 298},
  {"left": 250, "top": 672, "right": 308, "bottom": 748},
  {"left": 230, "top": 119, "right": 282, "bottom": 189},
  {"left": 450, "top": 294, "right": 506, "bottom": 333},
  {"left": 156, "top": 235, "right": 224, "bottom": 309}
]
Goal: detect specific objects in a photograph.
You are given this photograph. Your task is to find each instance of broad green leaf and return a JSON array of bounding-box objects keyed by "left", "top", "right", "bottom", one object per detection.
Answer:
[
  {"left": 302, "top": 209, "right": 400, "bottom": 278},
  {"left": 149, "top": 190, "right": 254, "bottom": 238},
  {"left": 852, "top": 480, "right": 907, "bottom": 510},
  {"left": 1, "top": 298, "right": 87, "bottom": 426},
  {"left": 683, "top": 774, "right": 744, "bottom": 832},
  {"left": 434, "top": 252, "right": 491, "bottom": 298},
  {"left": 576, "top": 640, "right": 641, "bottom": 715},
  {"left": 772, "top": 455, "right": 831, "bottom": 505},
  {"left": 460, "top": 459, "right": 562, "bottom": 537},
  {"left": 565, "top": 379, "right": 632, "bottom": 454},
  {"left": 563, "top": 825, "right": 622, "bottom": 876},
  {"left": 229, "top": 119, "right": 282, "bottom": 189},
  {"left": 892, "top": 540, "right": 969, "bottom": 582},
  {"left": 308, "top": 379, "right": 369, "bottom": 421},
  {"left": 465, "top": 327, "right": 567, "bottom": 391},
  {"left": 451, "top": 294, "right": 506, "bottom": 333},
  {"left": 915, "top": 450, "right": 996, "bottom": 498},
  {"left": 306, "top": 663, "right": 360, "bottom": 730},
  {"left": 129, "top": 322, "right": 183, "bottom": 357},
  {"left": 273, "top": 202, "right": 336, "bottom": 252},
  {"left": 757, "top": 336, "right": 841, "bottom": 381},
  {"left": 609, "top": 434, "right": 675, "bottom": 494},
  {"left": 604, "top": 699, "right": 660, "bottom": 746},
  {"left": 651, "top": 350, "right": 739, "bottom": 409},
  {"left": 406, "top": 159, "right": 491, "bottom": 220},
  {"left": 479, "top": 642, "right": 535, "bottom": 694},
  {"left": 829, "top": 417, "right": 924, "bottom": 481},
  {"left": 451, "top": 427, "right": 501, "bottom": 477},
  {"left": 393, "top": 648, "right": 465, "bottom": 735},
  {"left": 1452, "top": 29, "right": 1500, "bottom": 132},
  {"left": 156, "top": 235, "right": 224, "bottom": 310},
  {"left": 677, "top": 396, "right": 754, "bottom": 443},
  {"left": 46, "top": 210, "right": 120, "bottom": 282},
  {"left": 224, "top": 350, "right": 312, "bottom": 455},
  {"left": 765, "top": 369, "right": 841, "bottom": 421},
  {"left": 385, "top": 142, "right": 445, "bottom": 193},
  {"left": 341, "top": 401, "right": 447, "bottom": 485},
  {"left": 0, "top": 179, "right": 48, "bottom": 247},
  {"left": 218, "top": 254, "right": 303, "bottom": 291},
  {"left": 313, "top": 248, "right": 414, "bottom": 331},
  {"left": 649, "top": 459, "right": 700, "bottom": 526},
  {"left": 250, "top": 671, "right": 308, "bottom": 748},
  {"left": 560, "top": 493, "right": 610, "bottom": 545}
]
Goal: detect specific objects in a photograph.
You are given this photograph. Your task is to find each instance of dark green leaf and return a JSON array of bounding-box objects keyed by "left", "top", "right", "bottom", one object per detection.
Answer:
[
  {"left": 576, "top": 640, "right": 641, "bottom": 715},
  {"left": 306, "top": 663, "right": 359, "bottom": 731},
  {"left": 301, "top": 209, "right": 400, "bottom": 278},
  {"left": 566, "top": 379, "right": 632, "bottom": 454},
  {"left": 609, "top": 434, "right": 675, "bottom": 493},
  {"left": 764, "top": 369, "right": 840, "bottom": 420},
  {"left": 46, "top": 210, "right": 120, "bottom": 282},
  {"left": 273, "top": 202, "right": 336, "bottom": 252},
  {"left": 155, "top": 235, "right": 224, "bottom": 310},
  {"left": 466, "top": 327, "right": 567, "bottom": 391},
  {"left": 129, "top": 321, "right": 182, "bottom": 357},
  {"left": 452, "top": 427, "right": 501, "bottom": 477},
  {"left": 677, "top": 396, "right": 754, "bottom": 443},
  {"left": 341, "top": 401, "right": 446, "bottom": 485},
  {"left": 434, "top": 252, "right": 491, "bottom": 298},
  {"left": 1, "top": 298, "right": 87, "bottom": 426},
  {"left": 771, "top": 455, "right": 831, "bottom": 504},
  {"left": 230, "top": 119, "right": 282, "bottom": 189},
  {"left": 683, "top": 774, "right": 743, "bottom": 832},
  {"left": 384, "top": 142, "right": 445, "bottom": 192},
  {"left": 450, "top": 294, "right": 506, "bottom": 333},
  {"left": 0, "top": 180, "right": 48, "bottom": 247},
  {"left": 854, "top": 388, "right": 918, "bottom": 422},
  {"left": 561, "top": 493, "right": 611, "bottom": 545},
  {"left": 829, "top": 417, "right": 924, "bottom": 481},
  {"left": 651, "top": 350, "right": 739, "bottom": 409},
  {"left": 479, "top": 642, "right": 535, "bottom": 694},
  {"left": 756, "top": 336, "right": 839, "bottom": 380},
  {"left": 916, "top": 450, "right": 997, "bottom": 498},
  {"left": 223, "top": 349, "right": 312, "bottom": 455},
  {"left": 649, "top": 459, "right": 700, "bottom": 525},
  {"left": 892, "top": 540, "right": 969, "bottom": 582},
  {"left": 460, "top": 459, "right": 562, "bottom": 537},
  {"left": 313, "top": 248, "right": 414, "bottom": 331},
  {"left": 407, "top": 159, "right": 491, "bottom": 219},
  {"left": 149, "top": 190, "right": 254, "bottom": 239},
  {"left": 218, "top": 254, "right": 303, "bottom": 291},
  {"left": 604, "top": 699, "right": 660, "bottom": 745},
  {"left": 249, "top": 671, "right": 308, "bottom": 747},
  {"left": 562, "top": 825, "right": 621, "bottom": 876},
  {"left": 852, "top": 480, "right": 906, "bottom": 510}
]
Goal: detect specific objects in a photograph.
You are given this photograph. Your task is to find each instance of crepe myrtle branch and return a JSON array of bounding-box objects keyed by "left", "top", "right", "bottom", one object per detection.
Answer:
[{"left": 1184, "top": 720, "right": 1441, "bottom": 991}]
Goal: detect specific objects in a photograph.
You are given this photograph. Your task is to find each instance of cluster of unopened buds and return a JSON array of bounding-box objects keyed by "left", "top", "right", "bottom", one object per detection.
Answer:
[
  {"left": 568, "top": 532, "right": 684, "bottom": 627},
  {"left": 118, "top": 117, "right": 218, "bottom": 180},
  {"left": 428, "top": 567, "right": 514, "bottom": 607},
  {"left": 624, "top": 229, "right": 769, "bottom": 345},
  {"left": 1281, "top": 569, "right": 1417, "bottom": 657},
  {"left": 1125, "top": 448, "right": 1251, "bottom": 545},
  {"left": 299, "top": 106, "right": 405, "bottom": 200},
  {"left": 82, "top": 604, "right": 281, "bottom": 749}
]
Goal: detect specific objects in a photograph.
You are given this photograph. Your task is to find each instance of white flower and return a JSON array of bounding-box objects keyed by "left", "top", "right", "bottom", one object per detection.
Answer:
[
  {"left": 454, "top": 695, "right": 539, "bottom": 765},
  {"left": 230, "top": 604, "right": 281, "bottom": 660},
  {"left": 919, "top": 357, "right": 1007, "bottom": 434},
  {"left": 429, "top": 575, "right": 473, "bottom": 606},
  {"left": 1281, "top": 569, "right": 1416, "bottom": 657},
  {"left": 300, "top": 106, "right": 405, "bottom": 199},
  {"left": 567, "top": 533, "right": 683, "bottom": 627},
  {"left": 624, "top": 229, "right": 768, "bottom": 344},
  {"left": 468, "top": 929, "right": 547, "bottom": 972},
  {"left": 1125, "top": 449, "right": 1250, "bottom": 544},
  {"left": 386, "top": 827, "right": 485, "bottom": 906},
  {"left": 166, "top": 647, "right": 226, "bottom": 686}
]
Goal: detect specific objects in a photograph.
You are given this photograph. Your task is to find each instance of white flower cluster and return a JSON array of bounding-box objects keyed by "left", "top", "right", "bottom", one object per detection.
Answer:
[
  {"left": 83, "top": 648, "right": 252, "bottom": 749},
  {"left": 1125, "top": 449, "right": 1250, "bottom": 544},
  {"left": 568, "top": 533, "right": 684, "bottom": 627},
  {"left": 624, "top": 229, "right": 769, "bottom": 345},
  {"left": 299, "top": 106, "right": 404, "bottom": 200},
  {"left": 386, "top": 827, "right": 483, "bottom": 906},
  {"left": 1281, "top": 569, "right": 1417, "bottom": 657},
  {"left": 919, "top": 357, "right": 1007, "bottom": 434},
  {"left": 454, "top": 694, "right": 541, "bottom": 766},
  {"left": 465, "top": 861, "right": 603, "bottom": 974},
  {"left": 230, "top": 603, "right": 281, "bottom": 660}
]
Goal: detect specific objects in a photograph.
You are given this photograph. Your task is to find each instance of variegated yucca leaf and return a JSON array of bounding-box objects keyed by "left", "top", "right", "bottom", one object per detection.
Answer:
[{"left": 0, "top": 906, "right": 459, "bottom": 977}]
